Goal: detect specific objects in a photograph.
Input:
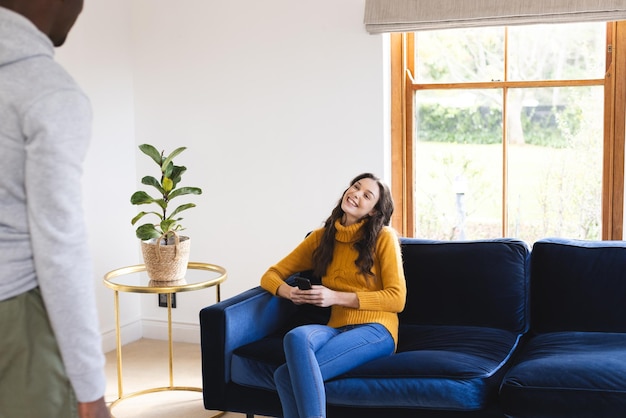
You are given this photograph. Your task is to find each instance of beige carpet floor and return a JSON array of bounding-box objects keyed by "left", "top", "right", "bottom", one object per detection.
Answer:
[{"left": 105, "top": 338, "right": 247, "bottom": 418}]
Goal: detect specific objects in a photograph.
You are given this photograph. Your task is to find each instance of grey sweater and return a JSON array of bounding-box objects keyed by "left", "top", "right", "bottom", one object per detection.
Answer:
[{"left": 0, "top": 7, "right": 106, "bottom": 402}]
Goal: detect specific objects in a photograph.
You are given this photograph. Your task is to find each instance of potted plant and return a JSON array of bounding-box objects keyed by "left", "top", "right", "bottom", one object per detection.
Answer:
[{"left": 130, "top": 144, "right": 202, "bottom": 282}]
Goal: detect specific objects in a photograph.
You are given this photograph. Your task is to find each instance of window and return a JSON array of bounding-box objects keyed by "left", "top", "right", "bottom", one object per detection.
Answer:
[{"left": 390, "top": 22, "right": 626, "bottom": 242}]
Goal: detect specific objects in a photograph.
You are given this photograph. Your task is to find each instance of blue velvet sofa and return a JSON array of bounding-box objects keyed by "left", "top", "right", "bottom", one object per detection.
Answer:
[
  {"left": 200, "top": 237, "right": 626, "bottom": 417},
  {"left": 200, "top": 238, "right": 531, "bottom": 417}
]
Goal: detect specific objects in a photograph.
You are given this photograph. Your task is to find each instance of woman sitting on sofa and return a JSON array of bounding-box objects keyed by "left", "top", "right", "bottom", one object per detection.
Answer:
[{"left": 260, "top": 172, "right": 407, "bottom": 418}]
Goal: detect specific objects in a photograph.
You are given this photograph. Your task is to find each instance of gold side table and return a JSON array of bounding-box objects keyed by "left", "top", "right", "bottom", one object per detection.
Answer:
[{"left": 103, "top": 262, "right": 227, "bottom": 416}]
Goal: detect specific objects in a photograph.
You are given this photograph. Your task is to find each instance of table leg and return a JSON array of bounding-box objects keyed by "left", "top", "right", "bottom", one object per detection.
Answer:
[
  {"left": 167, "top": 292, "right": 174, "bottom": 388},
  {"left": 114, "top": 290, "right": 123, "bottom": 398}
]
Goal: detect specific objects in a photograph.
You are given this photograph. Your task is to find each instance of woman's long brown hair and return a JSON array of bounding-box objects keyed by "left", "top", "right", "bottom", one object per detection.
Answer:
[{"left": 311, "top": 173, "right": 394, "bottom": 279}]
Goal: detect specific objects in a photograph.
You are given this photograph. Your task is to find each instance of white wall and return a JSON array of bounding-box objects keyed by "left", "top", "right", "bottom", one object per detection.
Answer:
[
  {"left": 57, "top": 0, "right": 388, "bottom": 349},
  {"left": 56, "top": 0, "right": 142, "bottom": 350}
]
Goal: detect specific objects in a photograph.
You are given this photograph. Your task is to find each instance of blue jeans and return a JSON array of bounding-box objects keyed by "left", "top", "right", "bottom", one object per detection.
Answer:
[{"left": 273, "top": 323, "right": 395, "bottom": 418}]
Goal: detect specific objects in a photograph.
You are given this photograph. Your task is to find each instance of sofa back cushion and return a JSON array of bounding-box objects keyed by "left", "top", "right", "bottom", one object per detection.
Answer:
[
  {"left": 399, "top": 238, "right": 530, "bottom": 333},
  {"left": 531, "top": 238, "right": 626, "bottom": 333}
]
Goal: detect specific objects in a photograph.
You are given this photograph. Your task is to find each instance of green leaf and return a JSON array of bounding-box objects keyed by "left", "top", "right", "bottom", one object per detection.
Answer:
[
  {"left": 162, "top": 177, "right": 174, "bottom": 193},
  {"left": 168, "top": 203, "right": 196, "bottom": 218},
  {"left": 161, "top": 147, "right": 186, "bottom": 172},
  {"left": 141, "top": 176, "right": 165, "bottom": 194},
  {"left": 130, "top": 191, "right": 155, "bottom": 205},
  {"left": 169, "top": 187, "right": 202, "bottom": 200},
  {"left": 154, "top": 199, "right": 167, "bottom": 210},
  {"left": 135, "top": 223, "right": 161, "bottom": 240},
  {"left": 160, "top": 219, "right": 177, "bottom": 233},
  {"left": 138, "top": 144, "right": 162, "bottom": 166},
  {"left": 131, "top": 211, "right": 163, "bottom": 225},
  {"left": 163, "top": 161, "right": 174, "bottom": 178},
  {"left": 169, "top": 165, "right": 187, "bottom": 188},
  {"left": 131, "top": 212, "right": 147, "bottom": 225}
]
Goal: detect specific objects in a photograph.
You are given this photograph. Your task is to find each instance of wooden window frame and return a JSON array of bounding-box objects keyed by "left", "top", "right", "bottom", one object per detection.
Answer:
[{"left": 390, "top": 22, "right": 626, "bottom": 240}]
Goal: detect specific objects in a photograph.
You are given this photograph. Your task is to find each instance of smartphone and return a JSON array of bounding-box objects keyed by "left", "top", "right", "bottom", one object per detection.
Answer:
[{"left": 294, "top": 276, "right": 312, "bottom": 290}]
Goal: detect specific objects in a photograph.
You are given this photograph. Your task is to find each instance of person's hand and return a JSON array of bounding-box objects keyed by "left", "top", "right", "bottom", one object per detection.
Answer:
[
  {"left": 292, "top": 286, "right": 360, "bottom": 308},
  {"left": 277, "top": 282, "right": 311, "bottom": 305},
  {"left": 77, "top": 396, "right": 111, "bottom": 418},
  {"left": 277, "top": 283, "right": 359, "bottom": 308},
  {"left": 292, "top": 285, "right": 329, "bottom": 306},
  {"left": 290, "top": 286, "right": 317, "bottom": 305}
]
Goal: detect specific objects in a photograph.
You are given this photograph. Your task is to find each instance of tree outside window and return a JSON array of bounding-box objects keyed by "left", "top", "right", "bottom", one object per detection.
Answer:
[{"left": 403, "top": 22, "right": 609, "bottom": 243}]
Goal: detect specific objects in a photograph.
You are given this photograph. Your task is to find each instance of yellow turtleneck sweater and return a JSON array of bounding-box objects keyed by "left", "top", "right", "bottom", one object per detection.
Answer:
[{"left": 260, "top": 220, "right": 407, "bottom": 346}]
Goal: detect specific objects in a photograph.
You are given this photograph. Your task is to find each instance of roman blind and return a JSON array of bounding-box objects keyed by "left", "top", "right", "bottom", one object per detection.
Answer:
[{"left": 364, "top": 0, "right": 626, "bottom": 33}]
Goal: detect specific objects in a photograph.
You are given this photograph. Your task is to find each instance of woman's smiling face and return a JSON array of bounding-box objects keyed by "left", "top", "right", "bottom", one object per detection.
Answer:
[{"left": 341, "top": 177, "right": 380, "bottom": 226}]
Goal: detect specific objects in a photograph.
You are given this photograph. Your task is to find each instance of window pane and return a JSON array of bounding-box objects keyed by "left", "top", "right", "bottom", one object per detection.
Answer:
[
  {"left": 506, "top": 86, "right": 603, "bottom": 242},
  {"left": 415, "top": 27, "right": 504, "bottom": 83},
  {"left": 508, "top": 23, "right": 606, "bottom": 81},
  {"left": 414, "top": 90, "right": 503, "bottom": 239}
]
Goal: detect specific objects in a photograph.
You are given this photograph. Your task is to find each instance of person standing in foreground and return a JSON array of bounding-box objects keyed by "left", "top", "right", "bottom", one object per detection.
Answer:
[
  {"left": 261, "top": 173, "right": 407, "bottom": 418},
  {"left": 0, "top": 1, "right": 110, "bottom": 417}
]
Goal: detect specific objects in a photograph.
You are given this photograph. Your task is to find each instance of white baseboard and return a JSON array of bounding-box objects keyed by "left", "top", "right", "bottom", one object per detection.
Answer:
[
  {"left": 102, "top": 319, "right": 143, "bottom": 353},
  {"left": 141, "top": 319, "right": 201, "bottom": 344},
  {"left": 101, "top": 319, "right": 200, "bottom": 353}
]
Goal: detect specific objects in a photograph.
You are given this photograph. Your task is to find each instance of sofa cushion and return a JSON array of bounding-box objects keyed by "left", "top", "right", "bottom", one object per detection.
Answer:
[
  {"left": 232, "top": 324, "right": 522, "bottom": 410},
  {"left": 529, "top": 238, "right": 626, "bottom": 333},
  {"left": 231, "top": 334, "right": 285, "bottom": 391},
  {"left": 399, "top": 238, "right": 530, "bottom": 333},
  {"left": 500, "top": 331, "right": 626, "bottom": 417}
]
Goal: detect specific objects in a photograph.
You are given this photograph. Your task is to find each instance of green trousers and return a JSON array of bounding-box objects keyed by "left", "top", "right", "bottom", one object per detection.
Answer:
[{"left": 0, "top": 287, "right": 77, "bottom": 418}]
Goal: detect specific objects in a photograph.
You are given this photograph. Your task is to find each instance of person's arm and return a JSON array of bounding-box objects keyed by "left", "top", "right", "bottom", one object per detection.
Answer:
[
  {"left": 288, "top": 228, "right": 405, "bottom": 310},
  {"left": 270, "top": 228, "right": 407, "bottom": 311},
  {"left": 353, "top": 228, "right": 407, "bottom": 313},
  {"left": 24, "top": 87, "right": 107, "bottom": 405},
  {"left": 77, "top": 397, "right": 110, "bottom": 418},
  {"left": 260, "top": 229, "right": 321, "bottom": 295}
]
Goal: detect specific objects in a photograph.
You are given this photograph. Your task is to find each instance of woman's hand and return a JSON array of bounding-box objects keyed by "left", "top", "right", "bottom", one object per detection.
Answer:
[
  {"left": 277, "top": 283, "right": 313, "bottom": 305},
  {"left": 278, "top": 283, "right": 359, "bottom": 308}
]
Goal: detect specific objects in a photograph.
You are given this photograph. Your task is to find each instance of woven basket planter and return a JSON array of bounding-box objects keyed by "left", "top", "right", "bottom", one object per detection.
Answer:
[{"left": 141, "top": 234, "right": 190, "bottom": 282}]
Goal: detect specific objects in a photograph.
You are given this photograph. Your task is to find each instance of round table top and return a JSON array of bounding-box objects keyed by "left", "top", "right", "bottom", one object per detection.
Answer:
[{"left": 103, "top": 262, "right": 227, "bottom": 294}]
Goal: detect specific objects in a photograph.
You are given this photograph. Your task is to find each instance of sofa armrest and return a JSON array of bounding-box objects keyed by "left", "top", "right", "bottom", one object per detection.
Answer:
[{"left": 199, "top": 286, "right": 296, "bottom": 394}]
